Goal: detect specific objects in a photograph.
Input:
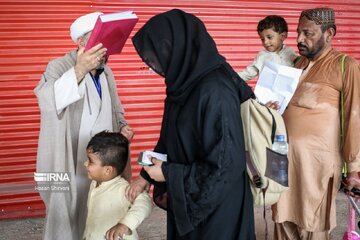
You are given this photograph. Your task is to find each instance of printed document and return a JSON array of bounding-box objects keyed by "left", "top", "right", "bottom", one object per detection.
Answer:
[{"left": 254, "top": 60, "right": 303, "bottom": 114}]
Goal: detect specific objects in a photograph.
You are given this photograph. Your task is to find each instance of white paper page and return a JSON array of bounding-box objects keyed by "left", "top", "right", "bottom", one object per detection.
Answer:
[
  {"left": 254, "top": 60, "right": 302, "bottom": 114},
  {"left": 100, "top": 11, "right": 137, "bottom": 22},
  {"left": 140, "top": 150, "right": 167, "bottom": 165},
  {"left": 254, "top": 86, "right": 286, "bottom": 107},
  {"left": 259, "top": 66, "right": 276, "bottom": 89}
]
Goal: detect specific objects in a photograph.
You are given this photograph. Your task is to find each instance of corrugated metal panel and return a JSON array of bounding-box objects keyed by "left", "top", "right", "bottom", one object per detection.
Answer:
[{"left": 0, "top": 0, "right": 359, "bottom": 220}]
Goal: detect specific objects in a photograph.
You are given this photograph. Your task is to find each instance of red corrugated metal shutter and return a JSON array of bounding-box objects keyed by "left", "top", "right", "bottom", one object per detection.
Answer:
[{"left": 1, "top": 0, "right": 359, "bottom": 220}]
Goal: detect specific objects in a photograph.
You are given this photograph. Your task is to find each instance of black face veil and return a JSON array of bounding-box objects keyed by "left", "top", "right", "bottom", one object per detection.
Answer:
[{"left": 132, "top": 9, "right": 227, "bottom": 104}]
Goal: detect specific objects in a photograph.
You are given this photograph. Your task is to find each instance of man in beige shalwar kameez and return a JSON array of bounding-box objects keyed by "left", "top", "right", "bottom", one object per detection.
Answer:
[
  {"left": 34, "top": 12, "right": 134, "bottom": 240},
  {"left": 272, "top": 8, "right": 360, "bottom": 240}
]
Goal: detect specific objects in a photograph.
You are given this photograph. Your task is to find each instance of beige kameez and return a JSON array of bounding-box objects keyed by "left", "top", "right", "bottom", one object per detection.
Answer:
[
  {"left": 83, "top": 176, "right": 153, "bottom": 240},
  {"left": 272, "top": 49, "right": 360, "bottom": 237}
]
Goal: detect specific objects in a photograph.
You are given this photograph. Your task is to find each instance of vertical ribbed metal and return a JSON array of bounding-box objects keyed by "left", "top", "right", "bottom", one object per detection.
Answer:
[{"left": 0, "top": 0, "right": 359, "bottom": 219}]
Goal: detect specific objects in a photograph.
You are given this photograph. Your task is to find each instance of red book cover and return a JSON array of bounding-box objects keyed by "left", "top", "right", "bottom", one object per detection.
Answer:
[{"left": 85, "top": 11, "right": 138, "bottom": 55}]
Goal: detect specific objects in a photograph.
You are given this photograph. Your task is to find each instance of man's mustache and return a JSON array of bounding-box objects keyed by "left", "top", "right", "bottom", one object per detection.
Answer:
[{"left": 297, "top": 43, "right": 307, "bottom": 48}]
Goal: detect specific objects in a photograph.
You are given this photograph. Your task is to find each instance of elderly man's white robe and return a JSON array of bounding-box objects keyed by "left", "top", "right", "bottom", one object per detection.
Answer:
[{"left": 35, "top": 50, "right": 128, "bottom": 240}]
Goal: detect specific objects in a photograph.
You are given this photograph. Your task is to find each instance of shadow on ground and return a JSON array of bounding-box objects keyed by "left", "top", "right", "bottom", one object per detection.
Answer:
[{"left": 0, "top": 194, "right": 352, "bottom": 240}]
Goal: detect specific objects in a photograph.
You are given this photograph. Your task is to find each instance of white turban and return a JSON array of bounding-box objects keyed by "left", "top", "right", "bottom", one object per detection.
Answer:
[{"left": 70, "top": 12, "right": 103, "bottom": 43}]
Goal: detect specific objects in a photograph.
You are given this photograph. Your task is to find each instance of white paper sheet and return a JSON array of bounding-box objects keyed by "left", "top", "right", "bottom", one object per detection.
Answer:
[
  {"left": 138, "top": 150, "right": 167, "bottom": 166},
  {"left": 254, "top": 60, "right": 303, "bottom": 114}
]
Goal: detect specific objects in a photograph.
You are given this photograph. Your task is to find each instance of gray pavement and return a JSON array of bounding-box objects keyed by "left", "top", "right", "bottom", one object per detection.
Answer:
[{"left": 0, "top": 193, "right": 353, "bottom": 239}]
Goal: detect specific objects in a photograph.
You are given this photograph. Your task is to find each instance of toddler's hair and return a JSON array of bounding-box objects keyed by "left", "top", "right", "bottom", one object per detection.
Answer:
[
  {"left": 257, "top": 15, "right": 288, "bottom": 34},
  {"left": 87, "top": 131, "right": 129, "bottom": 176}
]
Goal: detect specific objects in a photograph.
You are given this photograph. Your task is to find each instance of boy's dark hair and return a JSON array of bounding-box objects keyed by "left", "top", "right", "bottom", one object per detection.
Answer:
[
  {"left": 87, "top": 131, "right": 129, "bottom": 176},
  {"left": 257, "top": 15, "right": 288, "bottom": 34}
]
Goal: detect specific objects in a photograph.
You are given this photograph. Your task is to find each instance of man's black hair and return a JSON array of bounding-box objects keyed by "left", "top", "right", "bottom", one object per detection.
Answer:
[
  {"left": 87, "top": 131, "right": 129, "bottom": 175},
  {"left": 257, "top": 15, "right": 288, "bottom": 34}
]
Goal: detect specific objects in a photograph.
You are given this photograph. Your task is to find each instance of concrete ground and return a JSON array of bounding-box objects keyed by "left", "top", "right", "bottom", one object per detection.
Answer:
[{"left": 0, "top": 193, "right": 354, "bottom": 240}]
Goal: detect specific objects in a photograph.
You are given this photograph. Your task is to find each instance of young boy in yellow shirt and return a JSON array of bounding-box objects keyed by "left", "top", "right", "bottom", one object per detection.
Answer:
[{"left": 83, "top": 131, "right": 152, "bottom": 240}]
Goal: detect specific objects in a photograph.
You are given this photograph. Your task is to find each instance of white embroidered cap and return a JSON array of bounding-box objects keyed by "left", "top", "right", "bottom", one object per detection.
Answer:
[{"left": 70, "top": 12, "right": 103, "bottom": 43}]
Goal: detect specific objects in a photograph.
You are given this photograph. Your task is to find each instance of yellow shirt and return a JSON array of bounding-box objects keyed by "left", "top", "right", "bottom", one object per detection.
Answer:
[{"left": 83, "top": 176, "right": 153, "bottom": 240}]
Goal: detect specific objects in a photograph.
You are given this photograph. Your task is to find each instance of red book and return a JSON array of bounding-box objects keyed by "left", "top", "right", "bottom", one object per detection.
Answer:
[{"left": 85, "top": 11, "right": 138, "bottom": 55}]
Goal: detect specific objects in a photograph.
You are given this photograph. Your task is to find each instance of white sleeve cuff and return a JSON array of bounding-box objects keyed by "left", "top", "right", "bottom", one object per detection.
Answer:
[{"left": 54, "top": 67, "right": 85, "bottom": 115}]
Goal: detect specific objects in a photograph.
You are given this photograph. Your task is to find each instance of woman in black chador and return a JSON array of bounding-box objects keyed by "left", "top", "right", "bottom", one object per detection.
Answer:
[{"left": 128, "top": 9, "right": 256, "bottom": 240}]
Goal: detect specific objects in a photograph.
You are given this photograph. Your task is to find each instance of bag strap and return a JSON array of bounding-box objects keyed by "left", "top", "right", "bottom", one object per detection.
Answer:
[
  {"left": 262, "top": 188, "right": 269, "bottom": 240},
  {"left": 340, "top": 54, "right": 347, "bottom": 175},
  {"left": 294, "top": 56, "right": 302, "bottom": 65},
  {"left": 266, "top": 107, "right": 277, "bottom": 144},
  {"left": 247, "top": 159, "right": 262, "bottom": 188},
  {"left": 340, "top": 54, "right": 346, "bottom": 150}
]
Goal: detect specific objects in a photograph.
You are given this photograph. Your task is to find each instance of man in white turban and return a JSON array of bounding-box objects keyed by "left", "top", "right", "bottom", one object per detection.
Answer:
[{"left": 34, "top": 12, "right": 134, "bottom": 240}]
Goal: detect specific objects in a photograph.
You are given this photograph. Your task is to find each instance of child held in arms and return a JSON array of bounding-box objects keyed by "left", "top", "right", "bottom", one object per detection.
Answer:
[{"left": 238, "top": 15, "right": 297, "bottom": 81}]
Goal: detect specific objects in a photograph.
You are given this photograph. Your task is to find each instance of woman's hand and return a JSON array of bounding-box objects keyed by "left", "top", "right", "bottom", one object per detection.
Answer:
[
  {"left": 144, "top": 158, "right": 166, "bottom": 182},
  {"left": 125, "top": 175, "right": 150, "bottom": 203}
]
